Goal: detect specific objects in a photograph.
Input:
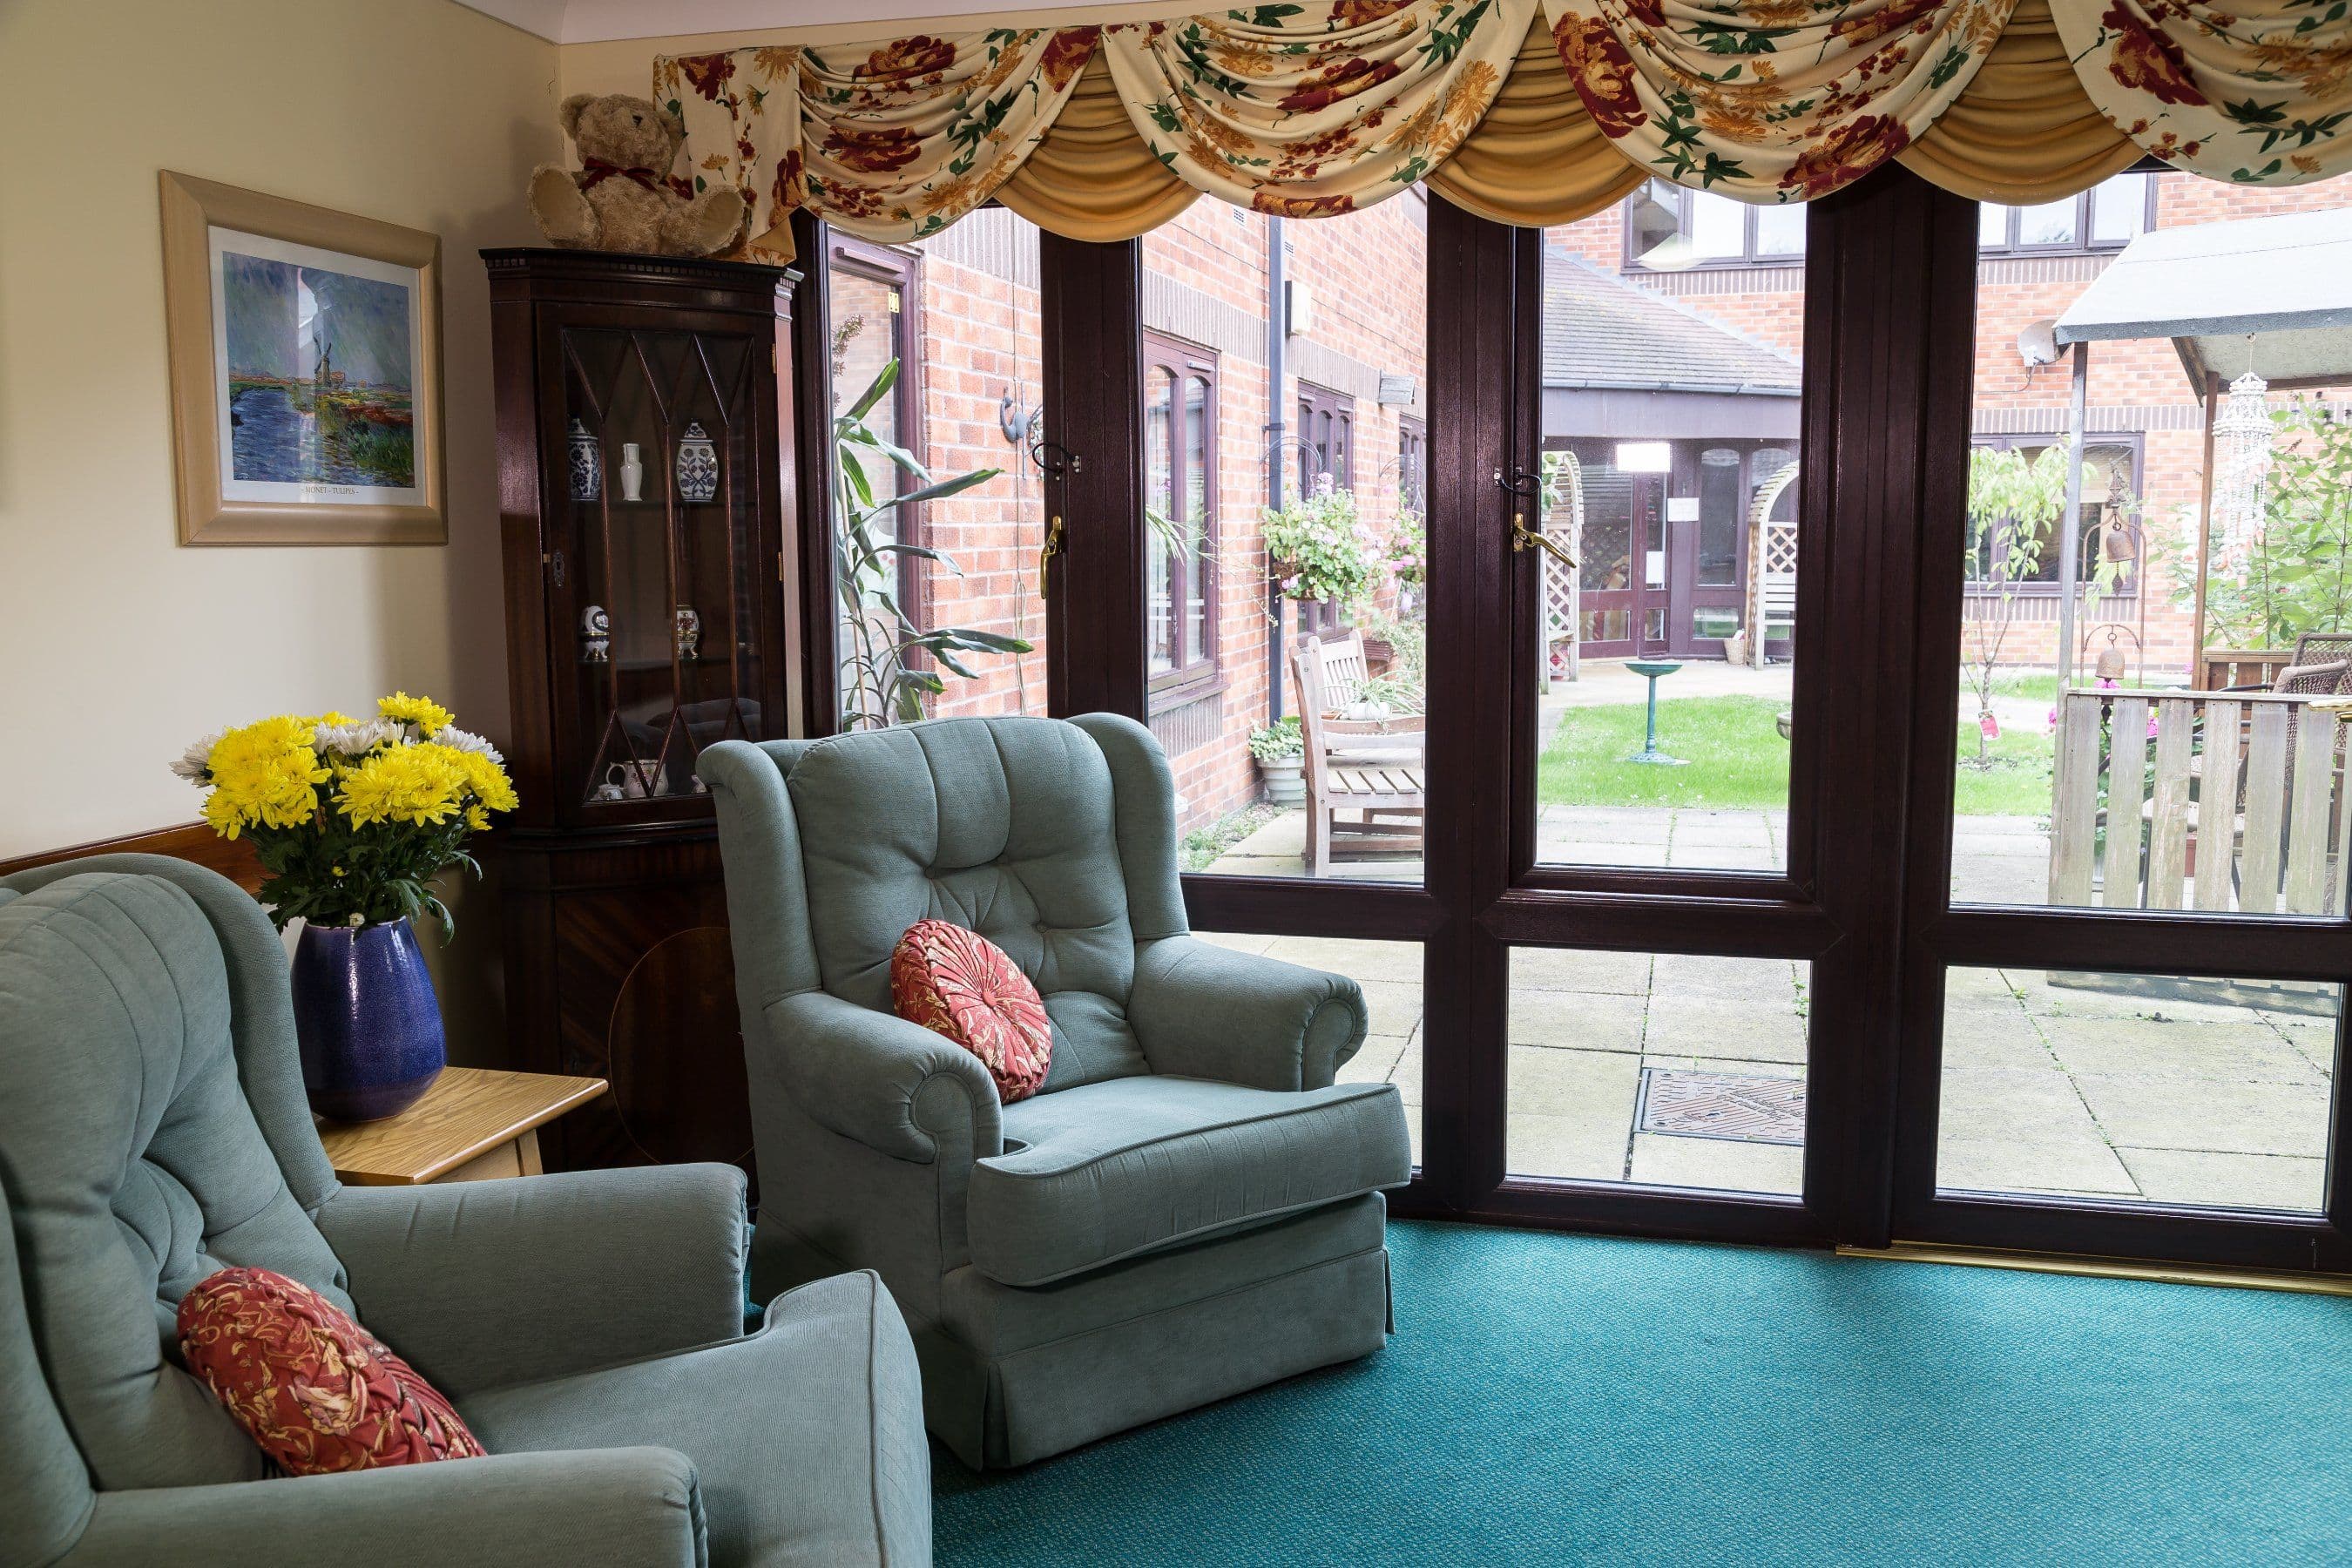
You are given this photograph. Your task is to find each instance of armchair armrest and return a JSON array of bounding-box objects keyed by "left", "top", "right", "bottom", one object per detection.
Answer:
[
  {"left": 1129, "top": 936, "right": 1369, "bottom": 1091},
  {"left": 760, "top": 989, "right": 1003, "bottom": 1166},
  {"left": 317, "top": 1164, "right": 747, "bottom": 1399},
  {"left": 67, "top": 1447, "right": 704, "bottom": 1567}
]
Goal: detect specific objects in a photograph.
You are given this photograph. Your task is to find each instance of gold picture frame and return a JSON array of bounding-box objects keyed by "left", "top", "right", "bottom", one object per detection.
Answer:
[{"left": 160, "top": 172, "right": 445, "bottom": 545}]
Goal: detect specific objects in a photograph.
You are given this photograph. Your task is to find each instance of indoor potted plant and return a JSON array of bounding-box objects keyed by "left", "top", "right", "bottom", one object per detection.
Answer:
[
  {"left": 174, "top": 693, "right": 517, "bottom": 1121},
  {"left": 1248, "top": 716, "right": 1307, "bottom": 807}
]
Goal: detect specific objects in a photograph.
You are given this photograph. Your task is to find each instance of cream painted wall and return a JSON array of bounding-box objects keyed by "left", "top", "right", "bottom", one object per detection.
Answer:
[{"left": 0, "top": 0, "right": 560, "bottom": 1058}]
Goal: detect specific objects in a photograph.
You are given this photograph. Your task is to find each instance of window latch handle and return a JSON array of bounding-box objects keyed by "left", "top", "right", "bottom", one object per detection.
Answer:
[
  {"left": 1511, "top": 510, "right": 1575, "bottom": 571},
  {"left": 1038, "top": 514, "right": 1066, "bottom": 599}
]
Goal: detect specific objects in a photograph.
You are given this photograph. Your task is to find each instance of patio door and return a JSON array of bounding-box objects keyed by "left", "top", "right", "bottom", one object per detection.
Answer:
[
  {"left": 798, "top": 166, "right": 2352, "bottom": 1278},
  {"left": 1882, "top": 171, "right": 2352, "bottom": 1273}
]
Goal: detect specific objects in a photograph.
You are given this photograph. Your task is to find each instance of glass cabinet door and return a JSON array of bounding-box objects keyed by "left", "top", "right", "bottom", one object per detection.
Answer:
[{"left": 558, "top": 325, "right": 767, "bottom": 810}]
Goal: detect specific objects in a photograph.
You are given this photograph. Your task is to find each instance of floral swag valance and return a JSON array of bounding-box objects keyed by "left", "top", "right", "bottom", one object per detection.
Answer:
[{"left": 655, "top": 0, "right": 2352, "bottom": 256}]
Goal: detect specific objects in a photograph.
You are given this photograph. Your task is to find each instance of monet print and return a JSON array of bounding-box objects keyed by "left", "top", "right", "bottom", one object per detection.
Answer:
[
  {"left": 161, "top": 172, "right": 443, "bottom": 544},
  {"left": 214, "top": 234, "right": 421, "bottom": 501}
]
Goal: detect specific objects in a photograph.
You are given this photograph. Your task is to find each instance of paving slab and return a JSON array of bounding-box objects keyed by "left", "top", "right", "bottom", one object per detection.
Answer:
[
  {"left": 2039, "top": 1017, "right": 2322, "bottom": 1085},
  {"left": 1626, "top": 1131, "right": 1802, "bottom": 1196},
  {"left": 1935, "top": 1133, "right": 2139, "bottom": 1196},
  {"left": 1938, "top": 1067, "right": 2105, "bottom": 1142},
  {"left": 1261, "top": 935, "right": 1424, "bottom": 983},
  {"left": 1643, "top": 995, "right": 1807, "bottom": 1064},
  {"left": 1652, "top": 953, "right": 1803, "bottom": 1004},
  {"left": 1508, "top": 989, "right": 1647, "bottom": 1054},
  {"left": 2115, "top": 1146, "right": 2327, "bottom": 1213},
  {"left": 1939, "top": 1001, "right": 2056, "bottom": 1071},
  {"left": 1511, "top": 946, "right": 1653, "bottom": 996},
  {"left": 1339, "top": 1034, "right": 1408, "bottom": 1087},
  {"left": 2072, "top": 1073, "right": 2331, "bottom": 1159}
]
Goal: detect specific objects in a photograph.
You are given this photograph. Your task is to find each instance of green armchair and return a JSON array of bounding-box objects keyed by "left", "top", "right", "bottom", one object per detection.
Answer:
[
  {"left": 701, "top": 713, "right": 1411, "bottom": 1470},
  {"left": 0, "top": 855, "right": 929, "bottom": 1568}
]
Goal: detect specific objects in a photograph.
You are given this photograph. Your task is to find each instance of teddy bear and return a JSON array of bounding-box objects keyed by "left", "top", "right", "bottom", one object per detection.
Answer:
[{"left": 530, "top": 92, "right": 746, "bottom": 258}]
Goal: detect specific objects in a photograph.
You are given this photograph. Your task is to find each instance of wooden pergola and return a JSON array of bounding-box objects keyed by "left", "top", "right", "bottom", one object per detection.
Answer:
[{"left": 2052, "top": 207, "right": 2352, "bottom": 687}]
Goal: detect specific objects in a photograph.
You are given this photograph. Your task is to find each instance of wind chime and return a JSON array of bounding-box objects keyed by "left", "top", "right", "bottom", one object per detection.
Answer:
[{"left": 2210, "top": 339, "right": 2276, "bottom": 555}]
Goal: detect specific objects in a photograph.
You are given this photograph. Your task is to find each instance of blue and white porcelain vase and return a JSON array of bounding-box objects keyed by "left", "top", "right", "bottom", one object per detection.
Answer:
[
  {"left": 568, "top": 417, "right": 602, "bottom": 501},
  {"left": 291, "top": 917, "right": 447, "bottom": 1123},
  {"left": 675, "top": 421, "right": 719, "bottom": 503}
]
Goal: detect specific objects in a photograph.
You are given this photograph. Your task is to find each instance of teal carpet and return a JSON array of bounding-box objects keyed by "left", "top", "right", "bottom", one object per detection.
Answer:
[{"left": 935, "top": 1220, "right": 2352, "bottom": 1565}]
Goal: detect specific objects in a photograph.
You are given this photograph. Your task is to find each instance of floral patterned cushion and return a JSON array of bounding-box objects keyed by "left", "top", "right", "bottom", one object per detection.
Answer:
[
  {"left": 177, "top": 1267, "right": 485, "bottom": 1475},
  {"left": 890, "top": 918, "right": 1053, "bottom": 1103}
]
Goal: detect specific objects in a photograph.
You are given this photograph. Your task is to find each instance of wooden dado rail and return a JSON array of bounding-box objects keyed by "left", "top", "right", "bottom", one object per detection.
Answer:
[{"left": 2051, "top": 688, "right": 2349, "bottom": 916}]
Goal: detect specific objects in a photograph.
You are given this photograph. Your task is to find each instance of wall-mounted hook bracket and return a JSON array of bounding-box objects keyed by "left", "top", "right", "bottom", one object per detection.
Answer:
[{"left": 1493, "top": 466, "right": 1543, "bottom": 499}]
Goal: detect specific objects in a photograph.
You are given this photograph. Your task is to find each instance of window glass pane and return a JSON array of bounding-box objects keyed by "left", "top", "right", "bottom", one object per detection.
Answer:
[
  {"left": 1955, "top": 172, "right": 2352, "bottom": 917},
  {"left": 1146, "top": 367, "right": 1175, "bottom": 673},
  {"left": 1937, "top": 966, "right": 2337, "bottom": 1213},
  {"left": 1754, "top": 202, "right": 1806, "bottom": 257},
  {"left": 1689, "top": 193, "right": 1744, "bottom": 259},
  {"left": 2017, "top": 198, "right": 2079, "bottom": 247},
  {"left": 1139, "top": 196, "right": 1426, "bottom": 884},
  {"left": 1536, "top": 216, "right": 1803, "bottom": 873},
  {"left": 1980, "top": 202, "right": 2011, "bottom": 248},
  {"left": 1185, "top": 374, "right": 1211, "bottom": 666},
  {"left": 1695, "top": 448, "right": 1742, "bottom": 588},
  {"left": 2091, "top": 172, "right": 2149, "bottom": 245},
  {"left": 1508, "top": 950, "right": 1808, "bottom": 1196},
  {"left": 829, "top": 223, "right": 1048, "bottom": 728},
  {"left": 1207, "top": 933, "right": 1423, "bottom": 1162}
]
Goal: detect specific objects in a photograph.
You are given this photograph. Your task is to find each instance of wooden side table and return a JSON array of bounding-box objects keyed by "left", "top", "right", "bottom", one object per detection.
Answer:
[{"left": 318, "top": 1066, "right": 608, "bottom": 1186}]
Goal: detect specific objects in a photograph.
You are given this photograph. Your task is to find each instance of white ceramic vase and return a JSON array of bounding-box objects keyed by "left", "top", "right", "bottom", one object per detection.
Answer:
[{"left": 619, "top": 443, "right": 644, "bottom": 502}]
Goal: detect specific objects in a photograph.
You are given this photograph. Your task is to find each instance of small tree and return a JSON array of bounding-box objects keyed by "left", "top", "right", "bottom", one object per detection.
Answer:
[
  {"left": 835, "top": 359, "right": 1030, "bottom": 729},
  {"left": 2180, "top": 398, "right": 2352, "bottom": 652},
  {"left": 1963, "top": 445, "right": 2132, "bottom": 765}
]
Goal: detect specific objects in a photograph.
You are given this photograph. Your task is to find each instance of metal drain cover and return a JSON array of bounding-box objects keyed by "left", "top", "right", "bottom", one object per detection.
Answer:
[{"left": 1637, "top": 1068, "right": 1806, "bottom": 1146}]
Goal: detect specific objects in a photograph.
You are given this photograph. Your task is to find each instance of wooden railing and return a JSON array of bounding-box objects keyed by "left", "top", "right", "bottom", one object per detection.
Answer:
[
  {"left": 2197, "top": 648, "right": 2295, "bottom": 693},
  {"left": 2049, "top": 688, "right": 2349, "bottom": 915}
]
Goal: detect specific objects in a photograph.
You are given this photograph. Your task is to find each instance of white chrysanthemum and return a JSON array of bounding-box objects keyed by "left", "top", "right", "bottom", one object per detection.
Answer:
[
  {"left": 170, "top": 731, "right": 223, "bottom": 782},
  {"left": 436, "top": 727, "right": 504, "bottom": 764},
  {"left": 313, "top": 718, "right": 405, "bottom": 756}
]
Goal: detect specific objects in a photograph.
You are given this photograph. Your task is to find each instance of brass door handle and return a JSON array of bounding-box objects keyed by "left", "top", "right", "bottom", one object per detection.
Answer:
[
  {"left": 1511, "top": 510, "right": 1576, "bottom": 570},
  {"left": 1038, "top": 514, "right": 1065, "bottom": 599}
]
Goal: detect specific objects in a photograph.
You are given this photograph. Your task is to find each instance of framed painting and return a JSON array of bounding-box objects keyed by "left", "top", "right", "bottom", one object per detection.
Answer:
[{"left": 160, "top": 172, "right": 444, "bottom": 544}]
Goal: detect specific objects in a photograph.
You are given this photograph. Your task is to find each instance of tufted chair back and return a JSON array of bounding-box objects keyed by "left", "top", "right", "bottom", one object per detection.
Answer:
[
  {"left": 705, "top": 714, "right": 1192, "bottom": 1093},
  {"left": 0, "top": 858, "right": 351, "bottom": 1497}
]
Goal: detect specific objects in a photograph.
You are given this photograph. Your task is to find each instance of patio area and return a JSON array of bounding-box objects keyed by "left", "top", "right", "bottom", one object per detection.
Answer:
[
  {"left": 1200, "top": 931, "right": 2339, "bottom": 1211},
  {"left": 1196, "top": 657, "right": 2341, "bottom": 1212}
]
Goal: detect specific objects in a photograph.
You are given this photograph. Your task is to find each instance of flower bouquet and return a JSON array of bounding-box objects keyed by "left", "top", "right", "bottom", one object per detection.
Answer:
[{"left": 174, "top": 693, "right": 517, "bottom": 1121}]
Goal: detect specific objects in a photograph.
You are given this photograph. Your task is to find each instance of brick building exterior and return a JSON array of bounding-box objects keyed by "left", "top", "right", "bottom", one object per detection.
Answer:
[
  {"left": 828, "top": 170, "right": 2346, "bottom": 841},
  {"left": 833, "top": 193, "right": 1429, "bottom": 833}
]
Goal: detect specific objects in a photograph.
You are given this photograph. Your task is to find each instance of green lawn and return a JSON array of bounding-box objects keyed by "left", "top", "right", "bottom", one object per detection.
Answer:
[{"left": 1536, "top": 694, "right": 2051, "bottom": 815}]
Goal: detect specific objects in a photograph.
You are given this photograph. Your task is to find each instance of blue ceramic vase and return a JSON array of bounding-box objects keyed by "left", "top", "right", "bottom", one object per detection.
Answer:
[{"left": 291, "top": 917, "right": 446, "bottom": 1123}]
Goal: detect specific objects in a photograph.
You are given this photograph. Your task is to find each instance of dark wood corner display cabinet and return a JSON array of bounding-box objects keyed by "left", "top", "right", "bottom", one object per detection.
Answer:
[{"left": 483, "top": 247, "right": 806, "bottom": 1179}]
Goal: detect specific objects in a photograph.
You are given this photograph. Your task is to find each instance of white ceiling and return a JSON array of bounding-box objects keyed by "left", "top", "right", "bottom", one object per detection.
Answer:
[{"left": 456, "top": 0, "right": 1096, "bottom": 43}]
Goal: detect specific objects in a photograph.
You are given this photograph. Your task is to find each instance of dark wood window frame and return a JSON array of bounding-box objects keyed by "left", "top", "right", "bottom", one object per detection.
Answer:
[
  {"left": 824, "top": 234, "right": 929, "bottom": 631},
  {"left": 1977, "top": 171, "right": 2158, "bottom": 256},
  {"left": 1621, "top": 179, "right": 1808, "bottom": 273},
  {"left": 1143, "top": 331, "right": 1221, "bottom": 704},
  {"left": 789, "top": 180, "right": 2352, "bottom": 1281},
  {"left": 1294, "top": 380, "right": 1356, "bottom": 638},
  {"left": 1963, "top": 430, "right": 2146, "bottom": 598}
]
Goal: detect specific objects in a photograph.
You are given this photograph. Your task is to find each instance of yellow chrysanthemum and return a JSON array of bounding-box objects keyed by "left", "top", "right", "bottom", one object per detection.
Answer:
[
  {"left": 378, "top": 691, "right": 454, "bottom": 737},
  {"left": 199, "top": 716, "right": 328, "bottom": 839},
  {"left": 447, "top": 747, "right": 519, "bottom": 815},
  {"left": 335, "top": 744, "right": 469, "bottom": 828}
]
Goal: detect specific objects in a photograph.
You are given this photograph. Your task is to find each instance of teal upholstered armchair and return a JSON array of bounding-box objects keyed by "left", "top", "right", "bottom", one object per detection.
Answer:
[
  {"left": 702, "top": 713, "right": 1412, "bottom": 1470},
  {"left": 0, "top": 856, "right": 930, "bottom": 1568}
]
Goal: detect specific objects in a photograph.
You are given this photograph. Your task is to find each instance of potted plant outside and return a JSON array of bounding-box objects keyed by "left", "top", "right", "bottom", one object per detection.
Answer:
[{"left": 1248, "top": 717, "right": 1307, "bottom": 807}]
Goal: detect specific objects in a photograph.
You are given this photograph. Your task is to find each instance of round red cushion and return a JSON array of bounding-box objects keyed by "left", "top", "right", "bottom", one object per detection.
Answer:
[
  {"left": 177, "top": 1267, "right": 484, "bottom": 1475},
  {"left": 891, "top": 918, "right": 1054, "bottom": 1103}
]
